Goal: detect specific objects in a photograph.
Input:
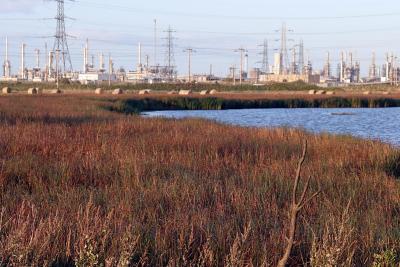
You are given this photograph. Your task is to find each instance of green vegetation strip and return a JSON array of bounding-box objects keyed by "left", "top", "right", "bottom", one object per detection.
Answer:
[
  {"left": 1, "top": 80, "right": 319, "bottom": 92},
  {"left": 107, "top": 97, "right": 400, "bottom": 114}
]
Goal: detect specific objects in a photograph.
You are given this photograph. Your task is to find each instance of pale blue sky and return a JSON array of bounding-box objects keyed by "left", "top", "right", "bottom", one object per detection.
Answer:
[{"left": 1, "top": 0, "right": 400, "bottom": 76}]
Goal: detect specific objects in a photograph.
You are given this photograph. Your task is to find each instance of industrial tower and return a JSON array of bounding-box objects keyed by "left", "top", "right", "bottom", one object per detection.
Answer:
[
  {"left": 280, "top": 23, "right": 289, "bottom": 74},
  {"left": 164, "top": 26, "right": 176, "bottom": 80},
  {"left": 298, "top": 40, "right": 304, "bottom": 75},
  {"left": 3, "top": 37, "right": 11, "bottom": 77},
  {"left": 323, "top": 52, "right": 331, "bottom": 79},
  {"left": 369, "top": 51, "right": 377, "bottom": 80},
  {"left": 259, "top": 39, "right": 269, "bottom": 73},
  {"left": 52, "top": 0, "right": 73, "bottom": 74}
]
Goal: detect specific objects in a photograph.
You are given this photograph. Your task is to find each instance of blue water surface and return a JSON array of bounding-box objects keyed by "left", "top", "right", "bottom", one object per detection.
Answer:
[{"left": 143, "top": 108, "right": 400, "bottom": 146}]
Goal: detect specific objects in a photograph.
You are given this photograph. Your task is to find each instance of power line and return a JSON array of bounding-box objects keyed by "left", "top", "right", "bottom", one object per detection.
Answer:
[{"left": 76, "top": 1, "right": 400, "bottom": 21}]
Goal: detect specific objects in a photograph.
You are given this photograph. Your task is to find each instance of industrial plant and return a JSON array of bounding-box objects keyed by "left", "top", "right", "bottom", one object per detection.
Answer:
[{"left": 2, "top": 0, "right": 400, "bottom": 87}]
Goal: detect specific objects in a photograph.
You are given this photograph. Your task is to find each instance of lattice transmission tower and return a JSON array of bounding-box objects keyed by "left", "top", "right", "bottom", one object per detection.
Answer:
[
  {"left": 52, "top": 0, "right": 74, "bottom": 73},
  {"left": 164, "top": 26, "right": 176, "bottom": 80},
  {"left": 163, "top": 26, "right": 176, "bottom": 80}
]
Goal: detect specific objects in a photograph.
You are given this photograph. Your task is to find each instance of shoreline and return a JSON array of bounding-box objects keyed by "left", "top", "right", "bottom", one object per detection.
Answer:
[{"left": 105, "top": 95, "right": 400, "bottom": 114}]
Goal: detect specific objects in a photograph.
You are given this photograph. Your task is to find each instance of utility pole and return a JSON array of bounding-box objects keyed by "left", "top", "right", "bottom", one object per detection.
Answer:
[
  {"left": 183, "top": 48, "right": 195, "bottom": 83},
  {"left": 245, "top": 52, "right": 249, "bottom": 77},
  {"left": 52, "top": 0, "right": 74, "bottom": 74},
  {"left": 235, "top": 47, "right": 247, "bottom": 85}
]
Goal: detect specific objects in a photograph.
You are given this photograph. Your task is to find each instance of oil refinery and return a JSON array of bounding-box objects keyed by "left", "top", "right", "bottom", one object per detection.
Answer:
[{"left": 2, "top": 1, "right": 400, "bottom": 87}]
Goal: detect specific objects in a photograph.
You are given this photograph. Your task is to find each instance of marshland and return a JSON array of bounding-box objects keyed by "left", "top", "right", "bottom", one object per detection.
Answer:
[{"left": 0, "top": 93, "right": 399, "bottom": 266}]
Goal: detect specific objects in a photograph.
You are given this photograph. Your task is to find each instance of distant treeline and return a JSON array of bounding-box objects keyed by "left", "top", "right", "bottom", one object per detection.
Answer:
[{"left": 107, "top": 97, "right": 400, "bottom": 114}]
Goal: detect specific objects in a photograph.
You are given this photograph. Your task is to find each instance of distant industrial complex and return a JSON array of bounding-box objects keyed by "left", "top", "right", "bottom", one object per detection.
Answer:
[{"left": 1, "top": 1, "right": 399, "bottom": 87}]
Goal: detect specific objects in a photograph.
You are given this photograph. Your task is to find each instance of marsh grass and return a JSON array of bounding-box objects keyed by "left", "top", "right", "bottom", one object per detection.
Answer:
[
  {"left": 0, "top": 95, "right": 399, "bottom": 266},
  {"left": 107, "top": 97, "right": 400, "bottom": 114}
]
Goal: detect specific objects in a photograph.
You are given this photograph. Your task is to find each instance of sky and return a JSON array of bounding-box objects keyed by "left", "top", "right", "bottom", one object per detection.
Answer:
[{"left": 1, "top": 0, "right": 400, "bottom": 76}]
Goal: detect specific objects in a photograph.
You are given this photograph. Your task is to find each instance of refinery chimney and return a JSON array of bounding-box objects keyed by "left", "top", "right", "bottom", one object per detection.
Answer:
[
  {"left": 137, "top": 42, "right": 143, "bottom": 73},
  {"left": 340, "top": 51, "right": 344, "bottom": 82},
  {"left": 5, "top": 37, "right": 8, "bottom": 62},
  {"left": 20, "top": 43, "right": 26, "bottom": 79},
  {"left": 323, "top": 52, "right": 331, "bottom": 79},
  {"left": 35, "top": 49, "right": 40, "bottom": 69},
  {"left": 369, "top": 51, "right": 377, "bottom": 80},
  {"left": 99, "top": 53, "right": 105, "bottom": 72},
  {"left": 3, "top": 37, "right": 11, "bottom": 77},
  {"left": 138, "top": 43, "right": 142, "bottom": 65},
  {"left": 83, "top": 39, "right": 89, "bottom": 73}
]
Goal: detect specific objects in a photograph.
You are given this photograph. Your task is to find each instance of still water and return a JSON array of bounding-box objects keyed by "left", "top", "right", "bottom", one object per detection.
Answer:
[{"left": 143, "top": 108, "right": 400, "bottom": 146}]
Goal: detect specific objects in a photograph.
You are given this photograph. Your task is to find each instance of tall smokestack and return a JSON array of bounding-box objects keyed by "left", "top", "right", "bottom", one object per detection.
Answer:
[
  {"left": 20, "top": 43, "right": 26, "bottom": 79},
  {"left": 3, "top": 37, "right": 11, "bottom": 77},
  {"left": 83, "top": 39, "right": 89, "bottom": 73},
  {"left": 5, "top": 37, "right": 8, "bottom": 62},
  {"left": 154, "top": 19, "right": 157, "bottom": 68},
  {"left": 340, "top": 51, "right": 344, "bottom": 82},
  {"left": 99, "top": 53, "right": 104, "bottom": 71},
  {"left": 35, "top": 49, "right": 40, "bottom": 69},
  {"left": 138, "top": 42, "right": 142, "bottom": 67}
]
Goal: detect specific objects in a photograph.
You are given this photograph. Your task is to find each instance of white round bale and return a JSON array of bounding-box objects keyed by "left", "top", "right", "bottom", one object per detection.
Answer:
[
  {"left": 2, "top": 87, "right": 11, "bottom": 94},
  {"left": 112, "top": 88, "right": 123, "bottom": 95}
]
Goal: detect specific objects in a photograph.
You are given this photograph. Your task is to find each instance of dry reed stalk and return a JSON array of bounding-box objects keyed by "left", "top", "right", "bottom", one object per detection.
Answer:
[{"left": 277, "top": 141, "right": 321, "bottom": 267}]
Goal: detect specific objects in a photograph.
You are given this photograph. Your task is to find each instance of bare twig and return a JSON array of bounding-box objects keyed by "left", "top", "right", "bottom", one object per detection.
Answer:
[{"left": 277, "top": 140, "right": 321, "bottom": 267}]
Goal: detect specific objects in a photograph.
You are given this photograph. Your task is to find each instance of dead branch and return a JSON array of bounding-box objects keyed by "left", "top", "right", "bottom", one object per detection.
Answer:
[{"left": 277, "top": 141, "right": 321, "bottom": 267}]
